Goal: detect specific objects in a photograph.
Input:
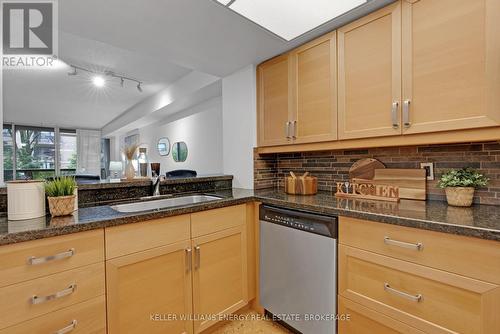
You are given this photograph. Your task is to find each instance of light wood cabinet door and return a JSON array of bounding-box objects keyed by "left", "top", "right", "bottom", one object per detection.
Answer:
[
  {"left": 192, "top": 226, "right": 248, "bottom": 333},
  {"left": 257, "top": 54, "right": 292, "bottom": 146},
  {"left": 106, "top": 241, "right": 193, "bottom": 334},
  {"left": 401, "top": 0, "right": 500, "bottom": 134},
  {"left": 338, "top": 296, "right": 424, "bottom": 334},
  {"left": 337, "top": 2, "right": 402, "bottom": 140},
  {"left": 290, "top": 31, "right": 337, "bottom": 143}
]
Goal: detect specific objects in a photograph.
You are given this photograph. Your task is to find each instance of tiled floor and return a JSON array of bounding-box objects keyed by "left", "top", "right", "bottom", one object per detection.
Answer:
[{"left": 206, "top": 310, "right": 292, "bottom": 334}]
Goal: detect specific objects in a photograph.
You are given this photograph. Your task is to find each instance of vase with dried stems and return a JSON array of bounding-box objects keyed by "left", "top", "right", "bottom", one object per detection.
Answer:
[{"left": 123, "top": 144, "right": 139, "bottom": 180}]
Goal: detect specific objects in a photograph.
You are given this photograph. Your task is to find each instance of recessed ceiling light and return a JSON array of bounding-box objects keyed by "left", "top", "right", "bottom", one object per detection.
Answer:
[
  {"left": 92, "top": 76, "right": 105, "bottom": 88},
  {"left": 217, "top": 0, "right": 367, "bottom": 41}
]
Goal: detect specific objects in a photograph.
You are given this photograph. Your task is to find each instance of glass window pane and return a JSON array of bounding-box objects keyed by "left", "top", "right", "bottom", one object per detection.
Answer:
[
  {"left": 60, "top": 130, "right": 77, "bottom": 175},
  {"left": 15, "top": 127, "right": 55, "bottom": 180},
  {"left": 3, "top": 125, "right": 14, "bottom": 181}
]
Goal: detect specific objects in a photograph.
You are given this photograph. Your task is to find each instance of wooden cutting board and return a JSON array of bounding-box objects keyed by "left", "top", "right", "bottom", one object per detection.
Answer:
[
  {"left": 349, "top": 158, "right": 385, "bottom": 180},
  {"left": 373, "top": 169, "right": 427, "bottom": 200}
]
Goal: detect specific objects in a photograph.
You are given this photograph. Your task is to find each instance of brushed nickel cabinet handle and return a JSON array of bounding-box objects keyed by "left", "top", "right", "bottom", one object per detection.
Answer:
[
  {"left": 384, "top": 283, "right": 422, "bottom": 302},
  {"left": 285, "top": 121, "right": 291, "bottom": 139},
  {"left": 194, "top": 246, "right": 201, "bottom": 270},
  {"left": 31, "top": 284, "right": 76, "bottom": 305},
  {"left": 185, "top": 248, "right": 192, "bottom": 272},
  {"left": 291, "top": 120, "right": 297, "bottom": 139},
  {"left": 28, "top": 248, "right": 75, "bottom": 265},
  {"left": 403, "top": 100, "right": 411, "bottom": 128},
  {"left": 384, "top": 236, "right": 423, "bottom": 251},
  {"left": 54, "top": 320, "right": 77, "bottom": 334},
  {"left": 391, "top": 101, "right": 399, "bottom": 128}
]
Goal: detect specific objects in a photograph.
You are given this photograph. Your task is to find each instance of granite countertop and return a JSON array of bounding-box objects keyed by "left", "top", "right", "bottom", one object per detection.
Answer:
[
  {"left": 1, "top": 189, "right": 500, "bottom": 246},
  {"left": 76, "top": 174, "right": 233, "bottom": 190}
]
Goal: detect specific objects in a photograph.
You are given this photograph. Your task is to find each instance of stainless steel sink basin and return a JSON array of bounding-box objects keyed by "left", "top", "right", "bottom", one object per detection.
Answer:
[{"left": 111, "top": 195, "right": 222, "bottom": 213}]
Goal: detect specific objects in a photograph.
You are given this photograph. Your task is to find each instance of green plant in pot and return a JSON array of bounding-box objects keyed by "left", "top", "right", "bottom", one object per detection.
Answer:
[
  {"left": 438, "top": 168, "right": 488, "bottom": 207},
  {"left": 45, "top": 176, "right": 77, "bottom": 216}
]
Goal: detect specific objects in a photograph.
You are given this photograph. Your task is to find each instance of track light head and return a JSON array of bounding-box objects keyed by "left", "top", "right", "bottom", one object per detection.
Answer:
[
  {"left": 120, "top": 77, "right": 124, "bottom": 87},
  {"left": 67, "top": 66, "right": 77, "bottom": 76},
  {"left": 137, "top": 82, "right": 143, "bottom": 92}
]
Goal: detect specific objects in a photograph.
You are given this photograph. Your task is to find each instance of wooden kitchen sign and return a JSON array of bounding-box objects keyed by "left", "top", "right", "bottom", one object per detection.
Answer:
[{"left": 335, "top": 179, "right": 400, "bottom": 202}]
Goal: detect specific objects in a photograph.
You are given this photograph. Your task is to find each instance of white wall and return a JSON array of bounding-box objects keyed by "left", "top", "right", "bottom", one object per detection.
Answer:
[
  {"left": 222, "top": 65, "right": 257, "bottom": 189},
  {"left": 137, "top": 97, "right": 223, "bottom": 175}
]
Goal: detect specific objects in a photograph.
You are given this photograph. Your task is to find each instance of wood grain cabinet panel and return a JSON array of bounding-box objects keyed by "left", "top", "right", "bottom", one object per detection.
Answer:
[
  {"left": 401, "top": 0, "right": 500, "bottom": 134},
  {"left": 0, "top": 229, "right": 104, "bottom": 288},
  {"left": 191, "top": 204, "right": 246, "bottom": 238},
  {"left": 338, "top": 296, "right": 424, "bottom": 334},
  {"left": 339, "top": 217, "right": 500, "bottom": 285},
  {"left": 0, "top": 296, "right": 106, "bottom": 334},
  {"left": 338, "top": 2, "right": 402, "bottom": 140},
  {"left": 106, "top": 241, "right": 193, "bottom": 334},
  {"left": 257, "top": 54, "right": 292, "bottom": 147},
  {"left": 290, "top": 31, "right": 337, "bottom": 144},
  {"left": 339, "top": 245, "right": 500, "bottom": 334},
  {"left": 192, "top": 226, "right": 248, "bottom": 333}
]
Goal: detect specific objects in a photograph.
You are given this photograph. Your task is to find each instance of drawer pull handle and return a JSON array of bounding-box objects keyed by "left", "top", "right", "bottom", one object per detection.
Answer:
[
  {"left": 391, "top": 101, "right": 399, "bottom": 128},
  {"left": 384, "top": 283, "right": 422, "bottom": 302},
  {"left": 194, "top": 246, "right": 201, "bottom": 270},
  {"left": 185, "top": 248, "right": 192, "bottom": 272},
  {"left": 31, "top": 284, "right": 76, "bottom": 305},
  {"left": 384, "top": 237, "right": 422, "bottom": 251},
  {"left": 54, "top": 320, "right": 77, "bottom": 334},
  {"left": 28, "top": 248, "right": 75, "bottom": 265}
]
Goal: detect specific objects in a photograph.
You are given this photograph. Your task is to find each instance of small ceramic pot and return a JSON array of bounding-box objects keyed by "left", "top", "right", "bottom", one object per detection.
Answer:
[
  {"left": 48, "top": 195, "right": 76, "bottom": 217},
  {"left": 445, "top": 187, "right": 475, "bottom": 207}
]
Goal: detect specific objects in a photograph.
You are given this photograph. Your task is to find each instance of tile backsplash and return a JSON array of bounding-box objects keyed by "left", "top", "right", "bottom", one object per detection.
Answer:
[{"left": 254, "top": 141, "right": 500, "bottom": 205}]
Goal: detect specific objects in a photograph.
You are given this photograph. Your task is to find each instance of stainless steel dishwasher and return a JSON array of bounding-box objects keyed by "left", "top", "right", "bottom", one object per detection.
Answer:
[{"left": 260, "top": 205, "right": 337, "bottom": 334}]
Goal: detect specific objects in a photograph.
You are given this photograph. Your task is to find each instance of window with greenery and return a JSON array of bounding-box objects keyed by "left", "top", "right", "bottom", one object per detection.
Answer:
[{"left": 3, "top": 124, "right": 78, "bottom": 181}]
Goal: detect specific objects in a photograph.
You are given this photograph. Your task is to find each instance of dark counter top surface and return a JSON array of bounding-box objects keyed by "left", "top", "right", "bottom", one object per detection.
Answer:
[{"left": 1, "top": 189, "right": 500, "bottom": 245}]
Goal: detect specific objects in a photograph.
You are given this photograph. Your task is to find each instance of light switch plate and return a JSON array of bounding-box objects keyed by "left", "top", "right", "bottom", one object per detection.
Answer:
[{"left": 420, "top": 162, "right": 434, "bottom": 180}]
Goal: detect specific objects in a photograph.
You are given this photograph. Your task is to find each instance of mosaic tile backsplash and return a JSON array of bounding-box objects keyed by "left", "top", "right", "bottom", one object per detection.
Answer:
[{"left": 254, "top": 141, "right": 500, "bottom": 205}]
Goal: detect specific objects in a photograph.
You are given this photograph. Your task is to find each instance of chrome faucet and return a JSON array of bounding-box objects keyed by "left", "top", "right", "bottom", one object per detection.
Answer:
[{"left": 152, "top": 173, "right": 161, "bottom": 196}]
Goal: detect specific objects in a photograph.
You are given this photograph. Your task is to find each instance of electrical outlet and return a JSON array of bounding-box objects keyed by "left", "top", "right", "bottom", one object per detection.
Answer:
[{"left": 420, "top": 162, "right": 434, "bottom": 180}]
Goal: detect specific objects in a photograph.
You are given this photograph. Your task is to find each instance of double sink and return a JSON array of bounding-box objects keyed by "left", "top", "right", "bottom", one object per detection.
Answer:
[{"left": 111, "top": 195, "right": 222, "bottom": 213}]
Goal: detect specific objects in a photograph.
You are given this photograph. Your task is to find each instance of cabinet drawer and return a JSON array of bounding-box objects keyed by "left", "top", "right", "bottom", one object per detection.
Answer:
[
  {"left": 105, "top": 215, "right": 190, "bottom": 258},
  {"left": 0, "top": 262, "right": 105, "bottom": 329},
  {"left": 338, "top": 296, "right": 424, "bottom": 334},
  {"left": 191, "top": 205, "right": 246, "bottom": 238},
  {"left": 0, "top": 295, "right": 106, "bottom": 334},
  {"left": 339, "top": 217, "right": 500, "bottom": 284},
  {"left": 339, "top": 245, "right": 500, "bottom": 334},
  {"left": 0, "top": 229, "right": 104, "bottom": 288}
]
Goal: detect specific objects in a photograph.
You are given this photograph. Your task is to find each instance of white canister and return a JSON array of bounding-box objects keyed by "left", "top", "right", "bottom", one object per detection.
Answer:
[{"left": 7, "top": 180, "right": 46, "bottom": 220}]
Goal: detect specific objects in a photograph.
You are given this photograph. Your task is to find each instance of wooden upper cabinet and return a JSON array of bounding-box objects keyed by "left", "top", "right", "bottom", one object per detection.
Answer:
[
  {"left": 257, "top": 54, "right": 292, "bottom": 147},
  {"left": 338, "top": 2, "right": 402, "bottom": 140},
  {"left": 401, "top": 0, "right": 500, "bottom": 134},
  {"left": 290, "top": 32, "right": 337, "bottom": 144}
]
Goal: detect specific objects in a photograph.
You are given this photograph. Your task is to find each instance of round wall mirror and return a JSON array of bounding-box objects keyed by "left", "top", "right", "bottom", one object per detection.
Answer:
[
  {"left": 172, "top": 142, "right": 188, "bottom": 162},
  {"left": 157, "top": 138, "right": 170, "bottom": 156}
]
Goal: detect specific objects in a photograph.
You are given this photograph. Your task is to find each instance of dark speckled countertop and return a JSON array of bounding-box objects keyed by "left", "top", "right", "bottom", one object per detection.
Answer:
[{"left": 1, "top": 189, "right": 500, "bottom": 246}]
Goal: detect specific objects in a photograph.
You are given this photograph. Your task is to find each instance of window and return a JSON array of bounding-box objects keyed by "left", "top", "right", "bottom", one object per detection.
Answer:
[
  {"left": 2, "top": 124, "right": 78, "bottom": 181},
  {"left": 15, "top": 126, "right": 56, "bottom": 180},
  {"left": 59, "top": 129, "right": 77, "bottom": 176}
]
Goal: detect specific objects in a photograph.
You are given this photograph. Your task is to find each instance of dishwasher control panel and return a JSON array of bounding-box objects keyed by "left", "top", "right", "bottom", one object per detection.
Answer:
[{"left": 260, "top": 206, "right": 337, "bottom": 238}]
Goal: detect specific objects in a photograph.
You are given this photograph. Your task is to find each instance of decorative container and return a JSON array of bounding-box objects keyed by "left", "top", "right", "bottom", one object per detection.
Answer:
[
  {"left": 445, "top": 187, "right": 475, "bottom": 207},
  {"left": 285, "top": 173, "right": 318, "bottom": 195},
  {"left": 7, "top": 180, "right": 46, "bottom": 220},
  {"left": 48, "top": 195, "right": 76, "bottom": 217},
  {"left": 124, "top": 159, "right": 136, "bottom": 180}
]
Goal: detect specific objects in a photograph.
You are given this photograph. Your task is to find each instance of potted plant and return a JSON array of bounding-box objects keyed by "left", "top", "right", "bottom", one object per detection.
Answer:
[
  {"left": 123, "top": 143, "right": 139, "bottom": 180},
  {"left": 438, "top": 168, "right": 488, "bottom": 207},
  {"left": 45, "top": 176, "right": 77, "bottom": 217}
]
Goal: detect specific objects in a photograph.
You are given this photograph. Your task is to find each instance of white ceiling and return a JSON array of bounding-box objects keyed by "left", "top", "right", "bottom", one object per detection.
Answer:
[{"left": 3, "top": 0, "right": 394, "bottom": 130}]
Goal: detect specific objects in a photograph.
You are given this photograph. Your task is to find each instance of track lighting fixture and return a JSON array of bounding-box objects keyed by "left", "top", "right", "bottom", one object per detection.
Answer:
[{"left": 67, "top": 64, "right": 143, "bottom": 92}]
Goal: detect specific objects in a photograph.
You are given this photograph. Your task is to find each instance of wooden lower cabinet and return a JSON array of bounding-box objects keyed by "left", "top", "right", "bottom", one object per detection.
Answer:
[
  {"left": 338, "top": 296, "right": 424, "bottom": 334},
  {"left": 106, "top": 240, "right": 193, "bottom": 334},
  {"left": 192, "top": 226, "right": 248, "bottom": 333}
]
